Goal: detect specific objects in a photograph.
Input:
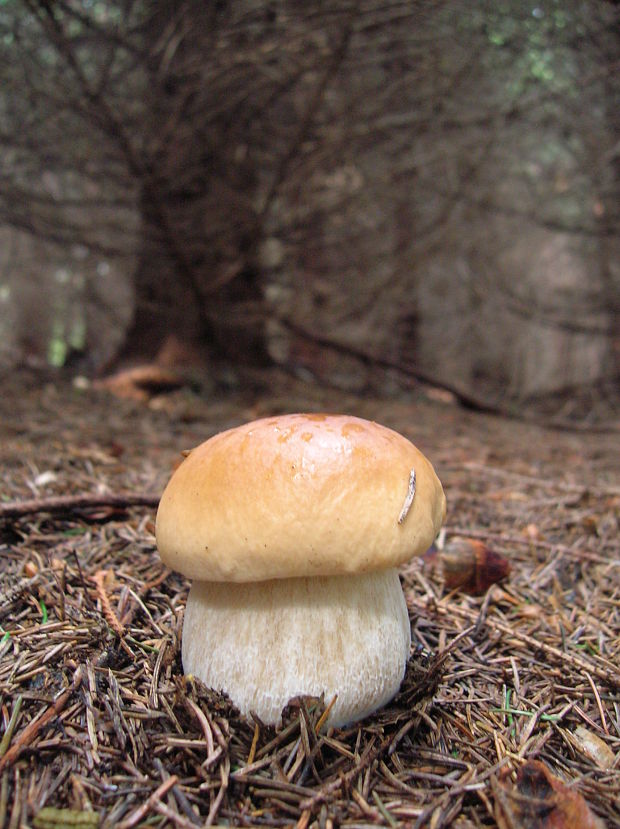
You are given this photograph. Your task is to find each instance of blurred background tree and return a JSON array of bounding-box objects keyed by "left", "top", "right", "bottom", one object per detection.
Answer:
[{"left": 0, "top": 0, "right": 618, "bottom": 412}]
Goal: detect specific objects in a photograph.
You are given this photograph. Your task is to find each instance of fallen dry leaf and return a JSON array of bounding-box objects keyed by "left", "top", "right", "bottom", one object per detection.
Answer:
[
  {"left": 572, "top": 725, "right": 616, "bottom": 770},
  {"left": 94, "top": 364, "right": 184, "bottom": 401},
  {"left": 493, "top": 760, "right": 606, "bottom": 829}
]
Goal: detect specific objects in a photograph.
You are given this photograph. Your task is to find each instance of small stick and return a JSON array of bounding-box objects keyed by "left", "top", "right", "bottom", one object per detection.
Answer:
[
  {"left": 0, "top": 696, "right": 23, "bottom": 759},
  {"left": 585, "top": 672, "right": 609, "bottom": 734},
  {"left": 90, "top": 572, "right": 134, "bottom": 658},
  {"left": 398, "top": 468, "right": 416, "bottom": 525},
  {"left": 206, "top": 760, "right": 229, "bottom": 827},
  {"left": 0, "top": 493, "right": 160, "bottom": 520},
  {"left": 151, "top": 799, "right": 201, "bottom": 829},
  {"left": 90, "top": 571, "right": 125, "bottom": 638},
  {"left": 246, "top": 723, "right": 260, "bottom": 766},
  {"left": 0, "top": 773, "right": 8, "bottom": 829},
  {"left": 444, "top": 527, "right": 608, "bottom": 564},
  {"left": 0, "top": 667, "right": 83, "bottom": 772},
  {"left": 296, "top": 810, "right": 312, "bottom": 829},
  {"left": 300, "top": 734, "right": 383, "bottom": 810},
  {"left": 116, "top": 776, "right": 179, "bottom": 829},
  {"left": 185, "top": 698, "right": 220, "bottom": 766},
  {"left": 372, "top": 791, "right": 398, "bottom": 829},
  {"left": 120, "top": 569, "right": 171, "bottom": 626},
  {"left": 314, "top": 695, "right": 337, "bottom": 734}
]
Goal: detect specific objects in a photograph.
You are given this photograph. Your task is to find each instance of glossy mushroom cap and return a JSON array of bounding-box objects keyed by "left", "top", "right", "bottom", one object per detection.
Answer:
[{"left": 156, "top": 413, "right": 446, "bottom": 582}]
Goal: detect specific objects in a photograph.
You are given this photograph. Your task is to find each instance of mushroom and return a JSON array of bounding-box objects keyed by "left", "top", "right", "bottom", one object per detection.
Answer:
[{"left": 156, "top": 413, "right": 446, "bottom": 727}]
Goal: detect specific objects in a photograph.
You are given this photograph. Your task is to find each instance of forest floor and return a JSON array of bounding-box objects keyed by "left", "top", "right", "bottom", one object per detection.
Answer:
[{"left": 0, "top": 370, "right": 619, "bottom": 829}]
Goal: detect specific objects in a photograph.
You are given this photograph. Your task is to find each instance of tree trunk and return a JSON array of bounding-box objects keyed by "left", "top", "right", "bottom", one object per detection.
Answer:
[{"left": 116, "top": 1, "right": 271, "bottom": 372}]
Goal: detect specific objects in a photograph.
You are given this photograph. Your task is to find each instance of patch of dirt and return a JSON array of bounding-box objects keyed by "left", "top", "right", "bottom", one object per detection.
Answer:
[{"left": 1, "top": 370, "right": 618, "bottom": 828}]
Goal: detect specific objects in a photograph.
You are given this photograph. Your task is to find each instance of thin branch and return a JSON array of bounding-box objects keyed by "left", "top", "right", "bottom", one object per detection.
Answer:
[
  {"left": 258, "top": 1, "right": 360, "bottom": 219},
  {"left": 24, "top": 0, "right": 216, "bottom": 318},
  {"left": 0, "top": 666, "right": 83, "bottom": 772},
  {"left": 90, "top": 570, "right": 126, "bottom": 638},
  {"left": 0, "top": 493, "right": 160, "bottom": 520},
  {"left": 116, "top": 776, "right": 180, "bottom": 829},
  {"left": 278, "top": 317, "right": 620, "bottom": 433}
]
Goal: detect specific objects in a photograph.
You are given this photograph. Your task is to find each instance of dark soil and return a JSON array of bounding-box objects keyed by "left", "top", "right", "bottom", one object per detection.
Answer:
[{"left": 1, "top": 370, "right": 618, "bottom": 828}]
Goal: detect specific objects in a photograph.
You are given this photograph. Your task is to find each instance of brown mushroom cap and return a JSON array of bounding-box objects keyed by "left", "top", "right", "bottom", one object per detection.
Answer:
[{"left": 156, "top": 413, "right": 446, "bottom": 582}]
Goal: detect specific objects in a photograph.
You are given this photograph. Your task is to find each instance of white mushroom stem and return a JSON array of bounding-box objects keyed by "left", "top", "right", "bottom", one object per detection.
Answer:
[{"left": 182, "top": 568, "right": 412, "bottom": 727}]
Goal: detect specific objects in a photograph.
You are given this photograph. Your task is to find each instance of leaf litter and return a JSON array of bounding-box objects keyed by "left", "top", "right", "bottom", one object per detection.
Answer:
[{"left": 0, "top": 371, "right": 618, "bottom": 828}]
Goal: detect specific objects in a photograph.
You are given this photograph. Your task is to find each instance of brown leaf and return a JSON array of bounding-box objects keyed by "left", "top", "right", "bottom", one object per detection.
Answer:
[
  {"left": 493, "top": 760, "right": 606, "bottom": 829},
  {"left": 94, "top": 364, "right": 184, "bottom": 401},
  {"left": 572, "top": 726, "right": 616, "bottom": 770}
]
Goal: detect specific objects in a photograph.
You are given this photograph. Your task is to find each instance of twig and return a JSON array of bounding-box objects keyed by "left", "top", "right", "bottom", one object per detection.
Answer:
[
  {"left": 258, "top": 2, "right": 360, "bottom": 219},
  {"left": 246, "top": 723, "right": 260, "bottom": 766},
  {"left": 0, "top": 493, "right": 160, "bottom": 520},
  {"left": 277, "top": 317, "right": 620, "bottom": 432},
  {"left": 0, "top": 666, "right": 83, "bottom": 772},
  {"left": 444, "top": 527, "right": 610, "bottom": 564},
  {"left": 0, "top": 575, "right": 41, "bottom": 614},
  {"left": 585, "top": 672, "right": 609, "bottom": 735},
  {"left": 116, "top": 776, "right": 179, "bottom": 829},
  {"left": 185, "top": 698, "right": 223, "bottom": 769},
  {"left": 206, "top": 759, "right": 229, "bottom": 827},
  {"left": 0, "top": 696, "right": 23, "bottom": 759},
  {"left": 0, "top": 773, "right": 8, "bottom": 829},
  {"left": 314, "top": 696, "right": 337, "bottom": 734},
  {"left": 372, "top": 790, "right": 398, "bottom": 828},
  {"left": 90, "top": 570, "right": 125, "bottom": 638},
  {"left": 448, "top": 461, "right": 620, "bottom": 497},
  {"left": 299, "top": 728, "right": 403, "bottom": 811},
  {"left": 151, "top": 799, "right": 201, "bottom": 829},
  {"left": 411, "top": 597, "right": 620, "bottom": 690},
  {"left": 119, "top": 568, "right": 171, "bottom": 627},
  {"left": 153, "top": 758, "right": 202, "bottom": 827},
  {"left": 90, "top": 571, "right": 135, "bottom": 657}
]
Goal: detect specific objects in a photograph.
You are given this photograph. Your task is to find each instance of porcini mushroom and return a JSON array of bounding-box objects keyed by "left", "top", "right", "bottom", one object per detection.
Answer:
[{"left": 156, "top": 413, "right": 446, "bottom": 727}]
